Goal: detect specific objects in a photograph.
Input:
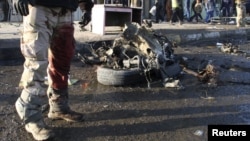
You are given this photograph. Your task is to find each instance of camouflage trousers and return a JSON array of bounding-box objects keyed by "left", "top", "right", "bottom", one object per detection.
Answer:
[
  {"left": 236, "top": 3, "right": 246, "bottom": 27},
  {"left": 15, "top": 5, "right": 75, "bottom": 123}
]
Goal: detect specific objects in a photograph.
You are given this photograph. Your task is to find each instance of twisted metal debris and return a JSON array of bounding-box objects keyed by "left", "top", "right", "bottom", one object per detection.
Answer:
[{"left": 76, "top": 22, "right": 219, "bottom": 87}]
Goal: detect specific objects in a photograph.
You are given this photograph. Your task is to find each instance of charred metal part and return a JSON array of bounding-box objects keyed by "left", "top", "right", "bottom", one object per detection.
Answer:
[
  {"left": 121, "top": 23, "right": 180, "bottom": 83},
  {"left": 122, "top": 55, "right": 140, "bottom": 69},
  {"left": 198, "top": 64, "right": 218, "bottom": 87},
  {"left": 178, "top": 56, "right": 211, "bottom": 72},
  {"left": 75, "top": 53, "right": 104, "bottom": 65},
  {"left": 217, "top": 42, "right": 239, "bottom": 54},
  {"left": 183, "top": 64, "right": 218, "bottom": 86},
  {"left": 182, "top": 67, "right": 199, "bottom": 77}
]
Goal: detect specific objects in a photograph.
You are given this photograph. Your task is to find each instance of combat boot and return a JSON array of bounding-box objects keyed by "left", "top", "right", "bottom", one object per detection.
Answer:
[
  {"left": 47, "top": 87, "right": 84, "bottom": 122},
  {"left": 48, "top": 109, "right": 83, "bottom": 122},
  {"left": 25, "top": 120, "right": 54, "bottom": 141}
]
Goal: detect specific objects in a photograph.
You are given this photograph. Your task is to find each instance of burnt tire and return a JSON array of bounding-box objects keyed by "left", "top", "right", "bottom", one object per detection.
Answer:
[{"left": 97, "top": 66, "right": 146, "bottom": 86}]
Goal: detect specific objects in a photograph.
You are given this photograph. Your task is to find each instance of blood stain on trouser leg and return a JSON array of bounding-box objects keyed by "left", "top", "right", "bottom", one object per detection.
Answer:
[{"left": 48, "top": 24, "right": 75, "bottom": 90}]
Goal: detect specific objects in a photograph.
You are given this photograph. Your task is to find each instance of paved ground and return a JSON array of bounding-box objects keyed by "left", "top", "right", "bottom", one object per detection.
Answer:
[{"left": 1, "top": 21, "right": 250, "bottom": 141}]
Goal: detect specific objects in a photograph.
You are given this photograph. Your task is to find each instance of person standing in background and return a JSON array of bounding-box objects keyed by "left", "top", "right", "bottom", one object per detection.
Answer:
[
  {"left": 185, "top": 0, "right": 191, "bottom": 21},
  {"left": 170, "top": 0, "right": 183, "bottom": 25},
  {"left": 231, "top": 0, "right": 237, "bottom": 16},
  {"left": 189, "top": 0, "right": 203, "bottom": 23},
  {"left": 155, "top": 0, "right": 165, "bottom": 23},
  {"left": 220, "top": 0, "right": 232, "bottom": 17},
  {"left": 204, "top": 0, "right": 216, "bottom": 23},
  {"left": 245, "top": 0, "right": 250, "bottom": 16},
  {"left": 164, "top": 0, "right": 173, "bottom": 22},
  {"left": 235, "top": 0, "right": 247, "bottom": 27}
]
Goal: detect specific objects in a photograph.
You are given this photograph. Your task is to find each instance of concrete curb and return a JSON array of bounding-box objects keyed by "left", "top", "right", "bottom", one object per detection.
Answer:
[{"left": 156, "top": 28, "right": 250, "bottom": 45}]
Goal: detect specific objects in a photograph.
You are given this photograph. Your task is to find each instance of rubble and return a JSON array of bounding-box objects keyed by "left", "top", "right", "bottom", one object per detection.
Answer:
[
  {"left": 216, "top": 41, "right": 250, "bottom": 59},
  {"left": 77, "top": 22, "right": 219, "bottom": 87},
  {"left": 216, "top": 42, "right": 239, "bottom": 54},
  {"left": 182, "top": 63, "right": 218, "bottom": 87}
]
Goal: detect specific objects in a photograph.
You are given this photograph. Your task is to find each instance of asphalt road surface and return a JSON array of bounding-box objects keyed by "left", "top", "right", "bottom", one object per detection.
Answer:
[{"left": 1, "top": 39, "right": 250, "bottom": 141}]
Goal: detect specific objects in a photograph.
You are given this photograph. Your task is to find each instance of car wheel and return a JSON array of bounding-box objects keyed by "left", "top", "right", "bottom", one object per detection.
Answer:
[{"left": 97, "top": 66, "right": 146, "bottom": 86}]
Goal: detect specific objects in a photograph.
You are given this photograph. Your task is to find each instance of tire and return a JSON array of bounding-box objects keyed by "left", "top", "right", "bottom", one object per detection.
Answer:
[{"left": 97, "top": 66, "right": 146, "bottom": 86}]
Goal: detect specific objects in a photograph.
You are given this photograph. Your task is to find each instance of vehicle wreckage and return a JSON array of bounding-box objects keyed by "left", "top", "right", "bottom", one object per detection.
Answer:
[{"left": 76, "top": 22, "right": 218, "bottom": 88}]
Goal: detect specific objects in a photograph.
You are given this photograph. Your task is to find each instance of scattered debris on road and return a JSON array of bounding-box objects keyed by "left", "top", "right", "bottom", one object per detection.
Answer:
[{"left": 76, "top": 22, "right": 221, "bottom": 88}]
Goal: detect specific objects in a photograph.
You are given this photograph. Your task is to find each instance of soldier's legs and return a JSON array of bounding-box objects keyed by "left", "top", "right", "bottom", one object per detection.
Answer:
[
  {"left": 15, "top": 5, "right": 54, "bottom": 140},
  {"left": 16, "top": 4, "right": 83, "bottom": 140},
  {"left": 47, "top": 9, "right": 83, "bottom": 122}
]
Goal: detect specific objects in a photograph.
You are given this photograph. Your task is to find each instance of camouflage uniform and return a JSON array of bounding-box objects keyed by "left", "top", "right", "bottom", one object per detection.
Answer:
[{"left": 14, "top": 0, "right": 94, "bottom": 140}]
